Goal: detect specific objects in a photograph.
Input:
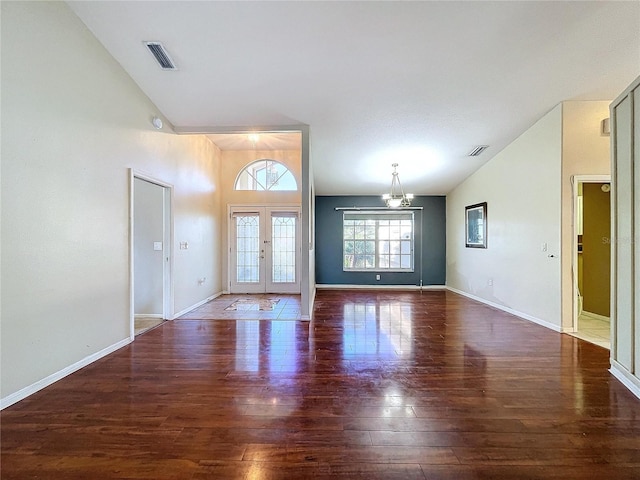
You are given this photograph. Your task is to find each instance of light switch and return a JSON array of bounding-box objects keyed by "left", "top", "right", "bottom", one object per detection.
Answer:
[{"left": 153, "top": 242, "right": 163, "bottom": 251}]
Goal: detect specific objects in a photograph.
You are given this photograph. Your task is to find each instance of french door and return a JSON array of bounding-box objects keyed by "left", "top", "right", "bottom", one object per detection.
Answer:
[{"left": 230, "top": 206, "right": 301, "bottom": 293}]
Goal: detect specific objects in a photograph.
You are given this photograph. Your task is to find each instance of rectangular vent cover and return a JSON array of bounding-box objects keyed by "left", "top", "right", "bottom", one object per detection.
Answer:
[
  {"left": 144, "top": 42, "right": 177, "bottom": 70},
  {"left": 468, "top": 145, "right": 489, "bottom": 156}
]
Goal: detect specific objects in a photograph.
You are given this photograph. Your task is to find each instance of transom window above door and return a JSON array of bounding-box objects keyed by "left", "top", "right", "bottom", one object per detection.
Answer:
[{"left": 234, "top": 160, "right": 298, "bottom": 191}]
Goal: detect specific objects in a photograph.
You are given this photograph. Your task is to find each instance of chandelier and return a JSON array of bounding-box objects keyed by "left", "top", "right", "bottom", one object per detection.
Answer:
[{"left": 382, "top": 163, "right": 413, "bottom": 208}]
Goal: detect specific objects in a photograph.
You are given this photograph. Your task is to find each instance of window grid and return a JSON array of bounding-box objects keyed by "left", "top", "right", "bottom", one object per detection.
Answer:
[
  {"left": 235, "top": 215, "right": 260, "bottom": 283},
  {"left": 272, "top": 216, "right": 296, "bottom": 283},
  {"left": 343, "top": 214, "right": 413, "bottom": 271},
  {"left": 234, "top": 160, "right": 298, "bottom": 191}
]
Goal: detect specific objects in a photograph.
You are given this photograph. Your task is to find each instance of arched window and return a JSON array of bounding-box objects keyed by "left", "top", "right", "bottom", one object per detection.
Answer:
[{"left": 234, "top": 159, "right": 298, "bottom": 191}]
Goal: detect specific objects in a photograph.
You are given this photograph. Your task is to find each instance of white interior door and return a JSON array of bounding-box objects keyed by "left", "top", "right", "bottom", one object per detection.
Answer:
[{"left": 230, "top": 206, "right": 300, "bottom": 293}]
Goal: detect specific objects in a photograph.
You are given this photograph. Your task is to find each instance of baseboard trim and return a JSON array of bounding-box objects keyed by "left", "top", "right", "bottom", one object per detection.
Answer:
[
  {"left": 173, "top": 291, "right": 222, "bottom": 319},
  {"left": 1, "top": 337, "right": 132, "bottom": 410},
  {"left": 610, "top": 360, "right": 640, "bottom": 400},
  {"left": 315, "top": 284, "right": 446, "bottom": 291},
  {"left": 581, "top": 311, "right": 611, "bottom": 322},
  {"left": 446, "top": 286, "right": 562, "bottom": 333},
  {"left": 134, "top": 314, "right": 163, "bottom": 319}
]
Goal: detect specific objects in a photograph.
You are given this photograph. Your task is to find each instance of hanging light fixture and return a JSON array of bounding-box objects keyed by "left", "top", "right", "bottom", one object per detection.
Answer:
[{"left": 382, "top": 163, "right": 413, "bottom": 208}]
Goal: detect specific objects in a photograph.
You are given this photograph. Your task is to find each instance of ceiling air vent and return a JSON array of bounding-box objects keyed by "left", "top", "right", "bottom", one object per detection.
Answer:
[
  {"left": 468, "top": 145, "right": 489, "bottom": 157},
  {"left": 144, "top": 42, "right": 177, "bottom": 70}
]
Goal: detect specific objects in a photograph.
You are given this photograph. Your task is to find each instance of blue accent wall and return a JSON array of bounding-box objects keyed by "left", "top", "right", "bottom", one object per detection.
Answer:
[{"left": 315, "top": 196, "right": 446, "bottom": 285}]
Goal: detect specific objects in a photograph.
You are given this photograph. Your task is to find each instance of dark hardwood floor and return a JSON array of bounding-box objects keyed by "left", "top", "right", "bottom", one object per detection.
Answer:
[{"left": 2, "top": 289, "right": 640, "bottom": 479}]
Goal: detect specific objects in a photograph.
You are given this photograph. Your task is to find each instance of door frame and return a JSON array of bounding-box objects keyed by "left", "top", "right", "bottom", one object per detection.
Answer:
[
  {"left": 227, "top": 203, "right": 301, "bottom": 294},
  {"left": 129, "top": 169, "right": 174, "bottom": 340},
  {"left": 571, "top": 174, "right": 611, "bottom": 334}
]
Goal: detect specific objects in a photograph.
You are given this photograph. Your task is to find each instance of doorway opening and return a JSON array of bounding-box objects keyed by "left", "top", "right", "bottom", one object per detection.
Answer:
[
  {"left": 130, "top": 172, "right": 173, "bottom": 338},
  {"left": 571, "top": 175, "right": 611, "bottom": 349},
  {"left": 229, "top": 206, "right": 301, "bottom": 294}
]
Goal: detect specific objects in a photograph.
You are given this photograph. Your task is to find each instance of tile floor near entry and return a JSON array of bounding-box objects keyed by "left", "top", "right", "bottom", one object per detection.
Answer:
[
  {"left": 178, "top": 294, "right": 301, "bottom": 321},
  {"left": 571, "top": 313, "right": 611, "bottom": 349}
]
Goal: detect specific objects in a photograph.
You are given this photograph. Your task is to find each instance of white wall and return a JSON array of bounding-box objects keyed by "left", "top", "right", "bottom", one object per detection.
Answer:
[
  {"left": 1, "top": 2, "right": 222, "bottom": 404},
  {"left": 133, "top": 178, "right": 164, "bottom": 315},
  {"left": 447, "top": 105, "right": 563, "bottom": 330}
]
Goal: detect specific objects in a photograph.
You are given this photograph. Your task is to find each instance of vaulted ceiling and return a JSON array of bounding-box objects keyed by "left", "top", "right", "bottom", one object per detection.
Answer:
[{"left": 68, "top": 1, "right": 640, "bottom": 195}]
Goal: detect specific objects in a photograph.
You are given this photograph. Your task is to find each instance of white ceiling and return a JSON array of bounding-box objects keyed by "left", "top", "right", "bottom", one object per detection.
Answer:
[{"left": 68, "top": 1, "right": 640, "bottom": 195}]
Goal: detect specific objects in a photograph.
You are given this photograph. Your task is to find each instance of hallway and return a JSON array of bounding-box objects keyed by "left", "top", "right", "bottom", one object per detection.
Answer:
[{"left": 2, "top": 290, "right": 639, "bottom": 479}]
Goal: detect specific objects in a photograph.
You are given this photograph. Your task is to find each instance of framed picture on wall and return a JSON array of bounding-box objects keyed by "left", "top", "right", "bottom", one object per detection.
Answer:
[{"left": 465, "top": 202, "right": 487, "bottom": 248}]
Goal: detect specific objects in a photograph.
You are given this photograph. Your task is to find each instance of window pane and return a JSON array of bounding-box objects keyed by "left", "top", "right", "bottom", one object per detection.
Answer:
[
  {"left": 344, "top": 240, "right": 354, "bottom": 253},
  {"left": 344, "top": 254, "right": 354, "bottom": 269},
  {"left": 365, "top": 255, "right": 375, "bottom": 268},
  {"left": 365, "top": 241, "right": 375, "bottom": 254},
  {"left": 365, "top": 225, "right": 376, "bottom": 239},
  {"left": 401, "top": 241, "right": 411, "bottom": 254}
]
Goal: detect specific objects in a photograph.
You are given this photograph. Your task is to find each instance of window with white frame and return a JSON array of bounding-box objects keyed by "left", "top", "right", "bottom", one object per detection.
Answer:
[
  {"left": 343, "top": 211, "right": 414, "bottom": 271},
  {"left": 234, "top": 159, "right": 298, "bottom": 191}
]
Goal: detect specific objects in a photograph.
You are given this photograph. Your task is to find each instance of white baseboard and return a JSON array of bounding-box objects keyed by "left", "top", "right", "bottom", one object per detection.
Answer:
[
  {"left": 1, "top": 337, "right": 132, "bottom": 410},
  {"left": 610, "top": 360, "right": 640, "bottom": 400},
  {"left": 446, "top": 286, "right": 562, "bottom": 333},
  {"left": 134, "top": 314, "right": 163, "bottom": 319},
  {"left": 173, "top": 291, "right": 223, "bottom": 319},
  {"left": 315, "top": 284, "right": 446, "bottom": 291},
  {"left": 581, "top": 311, "right": 611, "bottom": 322}
]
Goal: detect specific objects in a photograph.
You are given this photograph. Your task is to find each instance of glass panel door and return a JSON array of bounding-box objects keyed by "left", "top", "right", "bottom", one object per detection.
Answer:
[
  {"left": 266, "top": 211, "right": 300, "bottom": 293},
  {"left": 229, "top": 207, "right": 300, "bottom": 293},
  {"left": 230, "top": 212, "right": 264, "bottom": 293}
]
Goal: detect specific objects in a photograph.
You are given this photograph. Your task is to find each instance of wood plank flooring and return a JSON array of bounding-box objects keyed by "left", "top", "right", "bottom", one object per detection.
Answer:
[{"left": 2, "top": 289, "right": 640, "bottom": 479}]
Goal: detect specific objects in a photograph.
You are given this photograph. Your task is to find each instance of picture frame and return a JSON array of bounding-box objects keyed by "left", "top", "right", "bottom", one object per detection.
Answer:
[{"left": 465, "top": 202, "right": 487, "bottom": 248}]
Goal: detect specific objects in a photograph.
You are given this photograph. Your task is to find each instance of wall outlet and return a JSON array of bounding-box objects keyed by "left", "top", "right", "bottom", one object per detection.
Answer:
[
  {"left": 180, "top": 241, "right": 189, "bottom": 250},
  {"left": 487, "top": 278, "right": 493, "bottom": 286},
  {"left": 376, "top": 274, "right": 380, "bottom": 281},
  {"left": 198, "top": 277, "right": 206, "bottom": 285}
]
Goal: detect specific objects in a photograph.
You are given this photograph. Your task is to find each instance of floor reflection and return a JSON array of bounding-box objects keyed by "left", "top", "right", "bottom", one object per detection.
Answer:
[
  {"left": 342, "top": 301, "right": 413, "bottom": 359},
  {"left": 269, "top": 321, "right": 299, "bottom": 373},
  {"left": 234, "top": 320, "right": 302, "bottom": 374},
  {"left": 235, "top": 320, "right": 260, "bottom": 372}
]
